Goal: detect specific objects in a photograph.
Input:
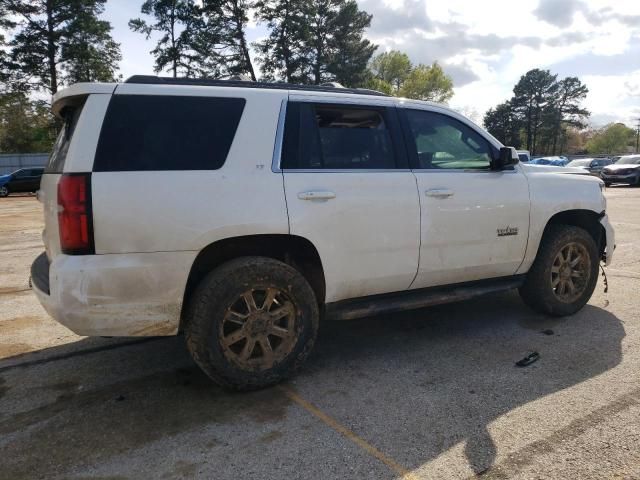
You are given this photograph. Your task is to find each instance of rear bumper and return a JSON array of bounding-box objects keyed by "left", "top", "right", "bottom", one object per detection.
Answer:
[
  {"left": 600, "top": 214, "right": 615, "bottom": 266},
  {"left": 30, "top": 250, "right": 196, "bottom": 336}
]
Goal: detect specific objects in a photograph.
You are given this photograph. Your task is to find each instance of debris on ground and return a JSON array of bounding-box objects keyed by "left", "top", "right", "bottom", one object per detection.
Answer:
[{"left": 515, "top": 352, "right": 540, "bottom": 367}]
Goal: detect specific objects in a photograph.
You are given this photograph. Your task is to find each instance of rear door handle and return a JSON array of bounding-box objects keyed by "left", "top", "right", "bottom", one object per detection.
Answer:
[
  {"left": 425, "top": 188, "right": 454, "bottom": 198},
  {"left": 298, "top": 190, "right": 336, "bottom": 200}
]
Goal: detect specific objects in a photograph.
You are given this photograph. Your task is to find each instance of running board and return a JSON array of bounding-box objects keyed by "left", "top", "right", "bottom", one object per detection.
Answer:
[{"left": 325, "top": 276, "right": 526, "bottom": 321}]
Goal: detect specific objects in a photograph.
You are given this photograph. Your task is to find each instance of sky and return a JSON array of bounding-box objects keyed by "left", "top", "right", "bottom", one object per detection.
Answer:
[{"left": 103, "top": 0, "right": 640, "bottom": 127}]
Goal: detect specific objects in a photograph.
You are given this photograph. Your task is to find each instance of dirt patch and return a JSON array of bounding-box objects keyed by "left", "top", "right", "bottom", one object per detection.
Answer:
[
  {"left": 0, "top": 342, "right": 34, "bottom": 359},
  {"left": 0, "top": 315, "right": 42, "bottom": 331},
  {"left": 0, "top": 287, "right": 31, "bottom": 296},
  {"left": 0, "top": 367, "right": 292, "bottom": 480}
]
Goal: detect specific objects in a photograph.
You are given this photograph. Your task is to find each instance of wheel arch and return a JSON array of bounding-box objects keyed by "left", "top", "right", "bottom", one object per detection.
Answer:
[
  {"left": 542, "top": 209, "right": 606, "bottom": 257},
  {"left": 180, "top": 234, "right": 325, "bottom": 330}
]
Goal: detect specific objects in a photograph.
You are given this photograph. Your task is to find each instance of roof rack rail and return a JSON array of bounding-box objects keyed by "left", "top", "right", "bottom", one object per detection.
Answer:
[{"left": 124, "top": 75, "right": 390, "bottom": 97}]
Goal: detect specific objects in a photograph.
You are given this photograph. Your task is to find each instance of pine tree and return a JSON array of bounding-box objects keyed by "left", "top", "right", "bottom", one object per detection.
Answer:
[
  {"left": 202, "top": 0, "right": 257, "bottom": 80},
  {"left": 254, "top": 0, "right": 309, "bottom": 83},
  {"left": 4, "top": 0, "right": 121, "bottom": 95},
  {"left": 129, "top": 0, "right": 203, "bottom": 78}
]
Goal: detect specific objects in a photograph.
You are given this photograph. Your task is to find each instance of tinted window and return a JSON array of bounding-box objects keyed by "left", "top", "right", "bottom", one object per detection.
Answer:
[
  {"left": 94, "top": 95, "right": 245, "bottom": 172},
  {"left": 281, "top": 103, "right": 398, "bottom": 169},
  {"left": 46, "top": 101, "right": 85, "bottom": 174},
  {"left": 404, "top": 109, "right": 494, "bottom": 170}
]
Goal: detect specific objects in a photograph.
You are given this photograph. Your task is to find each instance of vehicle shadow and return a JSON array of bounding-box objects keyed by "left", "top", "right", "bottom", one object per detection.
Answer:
[
  {"left": 305, "top": 290, "right": 624, "bottom": 477},
  {"left": 0, "top": 290, "right": 624, "bottom": 479}
]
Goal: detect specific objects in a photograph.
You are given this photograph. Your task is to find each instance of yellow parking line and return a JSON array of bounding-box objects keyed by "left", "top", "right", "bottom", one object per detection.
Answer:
[{"left": 279, "top": 385, "right": 419, "bottom": 480}]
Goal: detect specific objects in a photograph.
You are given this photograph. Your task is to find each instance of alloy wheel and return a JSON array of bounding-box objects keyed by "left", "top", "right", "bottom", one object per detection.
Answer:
[{"left": 219, "top": 288, "right": 299, "bottom": 371}]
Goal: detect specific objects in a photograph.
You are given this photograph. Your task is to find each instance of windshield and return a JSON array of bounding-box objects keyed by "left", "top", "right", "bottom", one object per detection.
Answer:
[
  {"left": 567, "top": 160, "right": 592, "bottom": 167},
  {"left": 616, "top": 157, "right": 640, "bottom": 165}
]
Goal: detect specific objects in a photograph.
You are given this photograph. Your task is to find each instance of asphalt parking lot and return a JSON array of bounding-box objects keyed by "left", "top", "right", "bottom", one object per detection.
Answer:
[{"left": 1, "top": 189, "right": 639, "bottom": 480}]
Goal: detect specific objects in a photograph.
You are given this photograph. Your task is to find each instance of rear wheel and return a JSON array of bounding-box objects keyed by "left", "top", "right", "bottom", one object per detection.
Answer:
[
  {"left": 519, "top": 225, "right": 599, "bottom": 316},
  {"left": 185, "top": 256, "right": 319, "bottom": 391},
  {"left": 0, "top": 186, "right": 8, "bottom": 197}
]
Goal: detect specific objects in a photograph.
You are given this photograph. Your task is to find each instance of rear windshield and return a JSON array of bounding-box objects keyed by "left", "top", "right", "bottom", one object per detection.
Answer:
[
  {"left": 45, "top": 101, "right": 85, "bottom": 173},
  {"left": 93, "top": 95, "right": 245, "bottom": 172}
]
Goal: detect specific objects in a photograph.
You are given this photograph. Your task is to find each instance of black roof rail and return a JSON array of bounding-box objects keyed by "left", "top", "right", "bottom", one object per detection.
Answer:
[{"left": 124, "top": 75, "right": 391, "bottom": 97}]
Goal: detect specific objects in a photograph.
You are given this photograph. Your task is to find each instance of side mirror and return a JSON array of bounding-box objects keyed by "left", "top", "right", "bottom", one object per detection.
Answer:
[{"left": 492, "top": 147, "right": 519, "bottom": 170}]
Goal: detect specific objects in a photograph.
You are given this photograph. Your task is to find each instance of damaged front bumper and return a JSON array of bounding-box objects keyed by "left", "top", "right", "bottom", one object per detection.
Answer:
[{"left": 600, "top": 213, "right": 615, "bottom": 266}]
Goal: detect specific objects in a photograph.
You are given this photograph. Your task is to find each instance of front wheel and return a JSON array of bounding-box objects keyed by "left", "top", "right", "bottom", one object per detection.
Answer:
[
  {"left": 519, "top": 225, "right": 599, "bottom": 316},
  {"left": 185, "top": 256, "right": 319, "bottom": 391},
  {"left": 0, "top": 186, "right": 8, "bottom": 197}
]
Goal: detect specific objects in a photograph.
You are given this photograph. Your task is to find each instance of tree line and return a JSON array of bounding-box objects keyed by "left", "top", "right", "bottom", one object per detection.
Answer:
[
  {"left": 0, "top": 0, "right": 456, "bottom": 153},
  {"left": 483, "top": 68, "right": 591, "bottom": 156}
]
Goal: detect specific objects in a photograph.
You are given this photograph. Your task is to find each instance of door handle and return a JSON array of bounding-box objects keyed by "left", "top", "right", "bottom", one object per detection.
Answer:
[
  {"left": 298, "top": 190, "right": 336, "bottom": 200},
  {"left": 425, "top": 188, "right": 454, "bottom": 198}
]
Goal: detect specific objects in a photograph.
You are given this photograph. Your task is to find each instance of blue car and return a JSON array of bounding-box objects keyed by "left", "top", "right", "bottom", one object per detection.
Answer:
[{"left": 0, "top": 168, "right": 45, "bottom": 197}]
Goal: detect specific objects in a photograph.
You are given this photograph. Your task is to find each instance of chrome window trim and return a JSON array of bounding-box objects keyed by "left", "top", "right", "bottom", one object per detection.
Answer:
[
  {"left": 411, "top": 168, "right": 518, "bottom": 174},
  {"left": 282, "top": 169, "right": 412, "bottom": 173},
  {"left": 271, "top": 98, "right": 288, "bottom": 173}
]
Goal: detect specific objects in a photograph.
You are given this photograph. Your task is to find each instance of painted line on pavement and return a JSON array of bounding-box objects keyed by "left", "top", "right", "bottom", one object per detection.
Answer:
[{"left": 279, "top": 385, "right": 419, "bottom": 480}]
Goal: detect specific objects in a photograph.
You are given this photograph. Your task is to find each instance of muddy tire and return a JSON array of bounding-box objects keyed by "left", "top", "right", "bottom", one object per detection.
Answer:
[
  {"left": 185, "top": 256, "right": 319, "bottom": 391},
  {"left": 519, "top": 225, "right": 599, "bottom": 317}
]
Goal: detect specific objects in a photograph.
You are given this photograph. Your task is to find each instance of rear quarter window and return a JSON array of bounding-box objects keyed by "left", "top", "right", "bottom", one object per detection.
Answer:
[
  {"left": 93, "top": 95, "right": 245, "bottom": 172},
  {"left": 45, "top": 101, "right": 85, "bottom": 173}
]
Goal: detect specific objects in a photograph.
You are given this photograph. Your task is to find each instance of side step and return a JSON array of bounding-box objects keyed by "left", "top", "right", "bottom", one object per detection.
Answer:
[{"left": 325, "top": 276, "right": 525, "bottom": 321}]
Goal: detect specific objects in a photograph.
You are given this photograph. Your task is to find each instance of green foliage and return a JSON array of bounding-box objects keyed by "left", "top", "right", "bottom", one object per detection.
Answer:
[
  {"left": 0, "top": 91, "right": 56, "bottom": 153},
  {"left": 585, "top": 123, "right": 635, "bottom": 154},
  {"left": 130, "top": 0, "right": 257, "bottom": 80},
  {"left": 129, "top": 0, "right": 203, "bottom": 78},
  {"left": 255, "top": 0, "right": 375, "bottom": 86},
  {"left": 484, "top": 69, "right": 590, "bottom": 155},
  {"left": 367, "top": 53, "right": 454, "bottom": 101},
  {"left": 483, "top": 101, "right": 522, "bottom": 149},
  {"left": 369, "top": 50, "right": 411, "bottom": 92},
  {"left": 363, "top": 76, "right": 393, "bottom": 95},
  {"left": 399, "top": 62, "right": 454, "bottom": 103},
  {"left": 4, "top": 0, "right": 121, "bottom": 94},
  {"left": 254, "top": 0, "right": 312, "bottom": 83},
  {"left": 201, "top": 0, "right": 257, "bottom": 80}
]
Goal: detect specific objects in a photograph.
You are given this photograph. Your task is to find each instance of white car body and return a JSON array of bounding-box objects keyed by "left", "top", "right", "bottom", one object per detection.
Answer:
[{"left": 32, "top": 80, "right": 615, "bottom": 337}]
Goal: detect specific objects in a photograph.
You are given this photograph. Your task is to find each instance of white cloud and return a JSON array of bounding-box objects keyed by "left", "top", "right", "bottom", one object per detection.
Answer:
[{"left": 101, "top": 0, "right": 640, "bottom": 126}]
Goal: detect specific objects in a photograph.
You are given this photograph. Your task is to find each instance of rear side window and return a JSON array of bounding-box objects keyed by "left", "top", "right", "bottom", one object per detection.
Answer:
[
  {"left": 281, "top": 102, "right": 403, "bottom": 170},
  {"left": 94, "top": 95, "right": 245, "bottom": 172},
  {"left": 46, "top": 101, "right": 85, "bottom": 173}
]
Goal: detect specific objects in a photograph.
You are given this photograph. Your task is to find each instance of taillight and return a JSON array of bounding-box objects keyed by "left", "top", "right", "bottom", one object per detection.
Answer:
[{"left": 58, "top": 173, "right": 94, "bottom": 255}]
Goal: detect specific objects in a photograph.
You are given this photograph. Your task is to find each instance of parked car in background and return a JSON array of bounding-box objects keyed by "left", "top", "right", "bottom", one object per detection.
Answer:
[
  {"left": 601, "top": 155, "right": 640, "bottom": 186},
  {"left": 517, "top": 150, "right": 530, "bottom": 162},
  {"left": 0, "top": 168, "right": 44, "bottom": 197},
  {"left": 566, "top": 158, "right": 613, "bottom": 176},
  {"left": 530, "top": 156, "right": 570, "bottom": 166}
]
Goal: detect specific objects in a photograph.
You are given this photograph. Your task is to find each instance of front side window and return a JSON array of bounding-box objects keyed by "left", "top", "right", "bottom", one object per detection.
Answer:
[
  {"left": 282, "top": 102, "right": 398, "bottom": 170},
  {"left": 404, "top": 109, "right": 494, "bottom": 170}
]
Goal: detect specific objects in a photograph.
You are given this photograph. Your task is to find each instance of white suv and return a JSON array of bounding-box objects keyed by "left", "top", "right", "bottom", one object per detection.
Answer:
[{"left": 31, "top": 76, "right": 615, "bottom": 390}]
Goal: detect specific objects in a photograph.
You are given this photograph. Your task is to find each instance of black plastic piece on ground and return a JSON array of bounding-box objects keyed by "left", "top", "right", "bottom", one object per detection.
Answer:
[{"left": 515, "top": 352, "right": 540, "bottom": 367}]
